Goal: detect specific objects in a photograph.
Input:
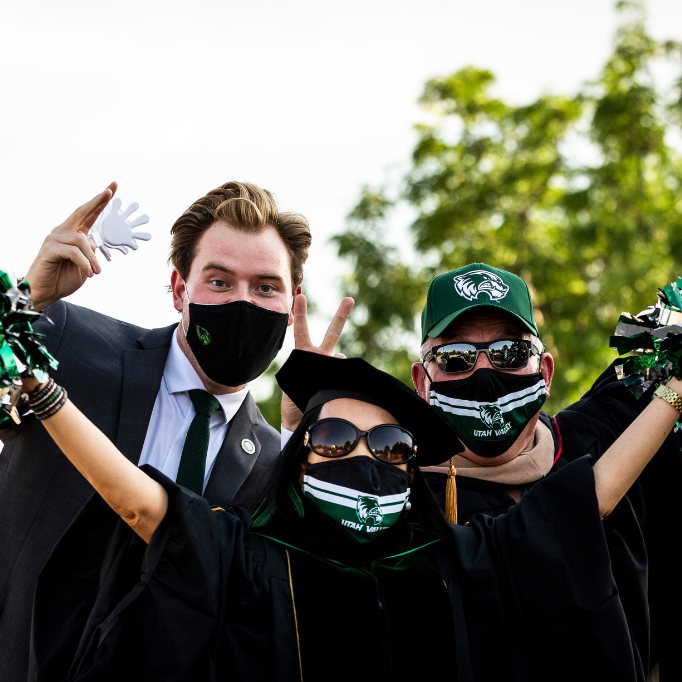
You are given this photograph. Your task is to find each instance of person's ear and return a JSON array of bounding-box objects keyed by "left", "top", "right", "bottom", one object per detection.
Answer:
[
  {"left": 540, "top": 353, "right": 555, "bottom": 396},
  {"left": 412, "top": 362, "right": 430, "bottom": 401},
  {"left": 170, "top": 269, "right": 186, "bottom": 314},
  {"left": 289, "top": 286, "right": 302, "bottom": 326}
]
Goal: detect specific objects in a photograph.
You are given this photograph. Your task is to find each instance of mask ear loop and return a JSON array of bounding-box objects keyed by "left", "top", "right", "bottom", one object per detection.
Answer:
[
  {"left": 182, "top": 283, "right": 192, "bottom": 337},
  {"left": 421, "top": 359, "right": 434, "bottom": 384}
]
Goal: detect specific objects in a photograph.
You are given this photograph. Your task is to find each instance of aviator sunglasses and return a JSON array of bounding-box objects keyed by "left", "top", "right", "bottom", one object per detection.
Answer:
[
  {"left": 304, "top": 418, "right": 417, "bottom": 465},
  {"left": 423, "top": 338, "right": 544, "bottom": 374}
]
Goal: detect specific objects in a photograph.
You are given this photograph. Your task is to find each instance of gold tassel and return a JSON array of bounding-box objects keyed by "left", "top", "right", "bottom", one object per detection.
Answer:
[{"left": 444, "top": 457, "right": 458, "bottom": 525}]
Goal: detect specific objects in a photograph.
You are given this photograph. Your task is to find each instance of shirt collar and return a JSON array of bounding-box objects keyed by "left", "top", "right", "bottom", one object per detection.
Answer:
[{"left": 163, "top": 327, "right": 250, "bottom": 425}]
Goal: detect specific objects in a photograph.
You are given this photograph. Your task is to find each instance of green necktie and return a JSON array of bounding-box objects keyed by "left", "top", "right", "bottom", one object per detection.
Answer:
[{"left": 176, "top": 389, "right": 221, "bottom": 495}]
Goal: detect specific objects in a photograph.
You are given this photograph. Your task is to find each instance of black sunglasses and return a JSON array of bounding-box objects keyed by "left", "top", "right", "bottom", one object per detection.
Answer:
[
  {"left": 423, "top": 338, "right": 543, "bottom": 374},
  {"left": 304, "top": 418, "right": 417, "bottom": 465}
]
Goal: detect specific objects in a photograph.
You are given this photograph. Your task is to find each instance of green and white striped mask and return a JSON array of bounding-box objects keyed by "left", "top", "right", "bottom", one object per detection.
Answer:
[
  {"left": 303, "top": 457, "right": 411, "bottom": 543},
  {"left": 430, "top": 369, "right": 547, "bottom": 458}
]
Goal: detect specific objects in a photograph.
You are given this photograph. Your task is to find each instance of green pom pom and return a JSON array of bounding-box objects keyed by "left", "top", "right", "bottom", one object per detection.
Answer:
[
  {"left": 0, "top": 270, "right": 58, "bottom": 427},
  {"left": 611, "top": 277, "right": 682, "bottom": 399}
]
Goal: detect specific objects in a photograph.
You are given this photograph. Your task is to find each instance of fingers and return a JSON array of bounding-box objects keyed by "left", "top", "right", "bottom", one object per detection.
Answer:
[
  {"left": 79, "top": 191, "right": 112, "bottom": 233},
  {"left": 292, "top": 293, "right": 312, "bottom": 349},
  {"left": 56, "top": 182, "right": 117, "bottom": 235},
  {"left": 319, "top": 297, "right": 355, "bottom": 354},
  {"left": 47, "top": 236, "right": 99, "bottom": 277},
  {"left": 131, "top": 230, "right": 151, "bottom": 241},
  {"left": 281, "top": 392, "right": 304, "bottom": 431},
  {"left": 334, "top": 352, "right": 347, "bottom": 359},
  {"left": 48, "top": 232, "right": 100, "bottom": 274},
  {"left": 110, "top": 197, "right": 122, "bottom": 213},
  {"left": 121, "top": 202, "right": 139, "bottom": 220}
]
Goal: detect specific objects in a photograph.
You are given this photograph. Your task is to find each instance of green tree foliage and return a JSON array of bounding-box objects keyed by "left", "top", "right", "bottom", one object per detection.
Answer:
[
  {"left": 331, "top": 1, "right": 682, "bottom": 413},
  {"left": 255, "top": 361, "right": 283, "bottom": 429}
]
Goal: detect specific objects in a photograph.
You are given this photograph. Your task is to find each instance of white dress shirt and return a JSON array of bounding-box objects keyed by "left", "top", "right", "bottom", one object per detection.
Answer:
[
  {"left": 138, "top": 330, "right": 250, "bottom": 493},
  {"left": 281, "top": 425, "right": 294, "bottom": 450}
]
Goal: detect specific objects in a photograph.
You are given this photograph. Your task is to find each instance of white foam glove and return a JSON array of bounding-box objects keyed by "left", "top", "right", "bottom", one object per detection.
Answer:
[{"left": 90, "top": 198, "right": 151, "bottom": 261}]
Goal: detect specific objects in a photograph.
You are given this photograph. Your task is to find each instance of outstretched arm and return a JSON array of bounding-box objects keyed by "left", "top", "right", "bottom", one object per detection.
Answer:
[
  {"left": 593, "top": 377, "right": 682, "bottom": 517},
  {"left": 24, "top": 378, "right": 167, "bottom": 543}
]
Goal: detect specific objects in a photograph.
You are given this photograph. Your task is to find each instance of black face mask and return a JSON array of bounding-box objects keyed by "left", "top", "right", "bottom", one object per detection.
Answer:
[
  {"left": 184, "top": 294, "right": 289, "bottom": 387},
  {"left": 429, "top": 368, "right": 547, "bottom": 458},
  {"left": 303, "top": 456, "right": 412, "bottom": 543}
]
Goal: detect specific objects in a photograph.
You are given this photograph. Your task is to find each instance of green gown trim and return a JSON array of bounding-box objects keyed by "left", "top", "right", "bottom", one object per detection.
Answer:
[{"left": 251, "top": 531, "right": 442, "bottom": 566}]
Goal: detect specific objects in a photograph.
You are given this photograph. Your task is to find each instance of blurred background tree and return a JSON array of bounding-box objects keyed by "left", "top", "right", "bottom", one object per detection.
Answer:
[
  {"left": 327, "top": 0, "right": 682, "bottom": 414},
  {"left": 257, "top": 0, "right": 682, "bottom": 422}
]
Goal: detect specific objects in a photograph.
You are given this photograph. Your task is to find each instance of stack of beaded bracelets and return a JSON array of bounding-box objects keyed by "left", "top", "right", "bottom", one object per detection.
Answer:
[{"left": 26, "top": 378, "right": 68, "bottom": 420}]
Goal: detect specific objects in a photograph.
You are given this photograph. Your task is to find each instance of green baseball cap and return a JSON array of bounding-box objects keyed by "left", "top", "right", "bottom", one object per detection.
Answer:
[{"left": 421, "top": 263, "right": 539, "bottom": 342}]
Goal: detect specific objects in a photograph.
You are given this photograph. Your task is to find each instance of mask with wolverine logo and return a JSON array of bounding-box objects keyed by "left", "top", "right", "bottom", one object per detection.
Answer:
[
  {"left": 303, "top": 457, "right": 411, "bottom": 543},
  {"left": 429, "top": 368, "right": 547, "bottom": 458}
]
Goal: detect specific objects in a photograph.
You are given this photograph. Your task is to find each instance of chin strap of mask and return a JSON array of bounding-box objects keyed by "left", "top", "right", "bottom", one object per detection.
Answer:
[{"left": 445, "top": 457, "right": 458, "bottom": 524}]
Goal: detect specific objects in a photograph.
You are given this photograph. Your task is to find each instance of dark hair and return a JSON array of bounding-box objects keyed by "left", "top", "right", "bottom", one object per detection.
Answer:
[
  {"left": 251, "top": 406, "right": 450, "bottom": 537},
  {"left": 169, "top": 181, "right": 312, "bottom": 292}
]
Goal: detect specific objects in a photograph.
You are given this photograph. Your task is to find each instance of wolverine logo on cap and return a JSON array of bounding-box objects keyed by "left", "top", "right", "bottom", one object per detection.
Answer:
[
  {"left": 453, "top": 270, "right": 510, "bottom": 302},
  {"left": 479, "top": 404, "right": 505, "bottom": 429},
  {"left": 356, "top": 496, "right": 384, "bottom": 526}
]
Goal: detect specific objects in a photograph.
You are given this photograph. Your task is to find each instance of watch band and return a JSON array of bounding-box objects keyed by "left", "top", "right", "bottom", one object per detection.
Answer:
[{"left": 654, "top": 383, "right": 682, "bottom": 413}]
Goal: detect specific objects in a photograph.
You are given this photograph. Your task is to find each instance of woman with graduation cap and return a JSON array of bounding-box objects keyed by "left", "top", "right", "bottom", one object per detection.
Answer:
[{"left": 26, "top": 350, "right": 680, "bottom": 682}]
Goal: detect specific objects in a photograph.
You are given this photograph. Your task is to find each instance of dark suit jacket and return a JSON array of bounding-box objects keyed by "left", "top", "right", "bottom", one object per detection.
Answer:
[{"left": 0, "top": 301, "right": 280, "bottom": 682}]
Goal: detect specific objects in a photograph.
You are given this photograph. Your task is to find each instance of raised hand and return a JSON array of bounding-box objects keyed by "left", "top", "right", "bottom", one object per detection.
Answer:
[
  {"left": 90, "top": 198, "right": 151, "bottom": 261},
  {"left": 281, "top": 293, "right": 354, "bottom": 430},
  {"left": 25, "top": 183, "right": 118, "bottom": 312}
]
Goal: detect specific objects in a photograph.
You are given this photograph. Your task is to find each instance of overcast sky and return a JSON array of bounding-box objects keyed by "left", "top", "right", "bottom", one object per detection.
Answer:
[{"left": 2, "top": 0, "right": 681, "bottom": 397}]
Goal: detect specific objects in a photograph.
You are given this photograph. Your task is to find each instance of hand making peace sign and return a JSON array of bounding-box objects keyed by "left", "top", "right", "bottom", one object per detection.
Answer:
[{"left": 281, "top": 293, "right": 355, "bottom": 430}]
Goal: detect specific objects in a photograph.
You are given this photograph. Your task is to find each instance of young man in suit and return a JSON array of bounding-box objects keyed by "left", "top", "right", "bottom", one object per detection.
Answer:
[{"left": 0, "top": 180, "right": 352, "bottom": 682}]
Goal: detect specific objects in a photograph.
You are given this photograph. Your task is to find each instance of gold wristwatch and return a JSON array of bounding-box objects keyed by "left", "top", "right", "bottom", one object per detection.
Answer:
[{"left": 654, "top": 383, "right": 682, "bottom": 413}]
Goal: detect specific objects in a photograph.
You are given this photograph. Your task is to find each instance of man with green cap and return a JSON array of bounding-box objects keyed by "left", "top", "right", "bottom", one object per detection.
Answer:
[
  {"left": 415, "top": 263, "right": 551, "bottom": 475},
  {"left": 413, "top": 262, "right": 677, "bottom": 680}
]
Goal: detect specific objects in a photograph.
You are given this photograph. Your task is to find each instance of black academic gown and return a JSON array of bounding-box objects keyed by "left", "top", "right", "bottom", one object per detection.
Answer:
[
  {"left": 424, "top": 360, "right": 681, "bottom": 677},
  {"left": 30, "top": 460, "right": 642, "bottom": 682}
]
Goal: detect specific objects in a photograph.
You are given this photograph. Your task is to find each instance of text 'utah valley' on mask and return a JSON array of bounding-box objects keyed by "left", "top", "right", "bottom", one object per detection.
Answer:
[
  {"left": 303, "top": 456, "right": 411, "bottom": 543},
  {"left": 429, "top": 368, "right": 547, "bottom": 458}
]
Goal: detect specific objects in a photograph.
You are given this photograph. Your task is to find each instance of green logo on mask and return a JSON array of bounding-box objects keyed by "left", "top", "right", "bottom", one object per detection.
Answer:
[
  {"left": 479, "top": 403, "right": 505, "bottom": 429},
  {"left": 356, "top": 496, "right": 384, "bottom": 526},
  {"left": 196, "top": 325, "right": 211, "bottom": 346},
  {"left": 429, "top": 375, "right": 547, "bottom": 458}
]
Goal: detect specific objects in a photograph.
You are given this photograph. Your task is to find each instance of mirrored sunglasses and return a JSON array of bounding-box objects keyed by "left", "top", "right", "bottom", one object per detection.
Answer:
[
  {"left": 304, "top": 418, "right": 417, "bottom": 465},
  {"left": 423, "top": 339, "right": 542, "bottom": 374}
]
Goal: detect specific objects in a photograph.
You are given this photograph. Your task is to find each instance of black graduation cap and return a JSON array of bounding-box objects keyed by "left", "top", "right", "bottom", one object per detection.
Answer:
[{"left": 276, "top": 350, "right": 463, "bottom": 466}]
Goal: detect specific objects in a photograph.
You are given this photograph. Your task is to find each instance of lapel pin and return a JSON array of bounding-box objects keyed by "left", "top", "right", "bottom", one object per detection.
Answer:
[{"left": 241, "top": 438, "right": 256, "bottom": 455}]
